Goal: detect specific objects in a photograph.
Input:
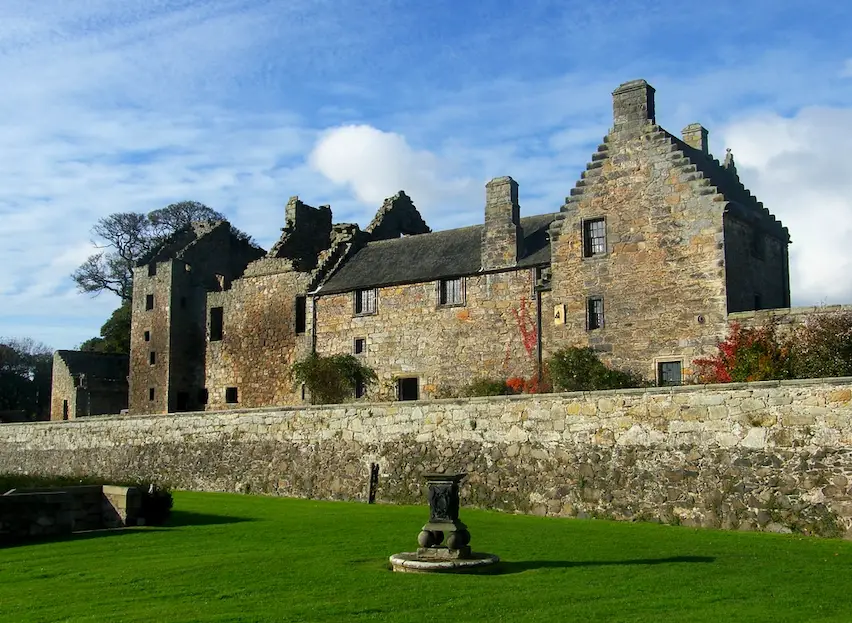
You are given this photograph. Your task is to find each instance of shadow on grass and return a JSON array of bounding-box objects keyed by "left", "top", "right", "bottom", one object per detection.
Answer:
[
  {"left": 166, "top": 510, "right": 255, "bottom": 527},
  {"left": 490, "top": 555, "right": 715, "bottom": 575},
  {"left": 0, "top": 526, "right": 165, "bottom": 549}
]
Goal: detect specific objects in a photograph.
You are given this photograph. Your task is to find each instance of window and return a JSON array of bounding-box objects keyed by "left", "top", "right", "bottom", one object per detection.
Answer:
[
  {"left": 148, "top": 387, "right": 155, "bottom": 401},
  {"left": 144, "top": 331, "right": 150, "bottom": 342},
  {"left": 583, "top": 218, "right": 606, "bottom": 257},
  {"left": 438, "top": 277, "right": 465, "bottom": 306},
  {"left": 210, "top": 307, "right": 224, "bottom": 341},
  {"left": 148, "top": 263, "right": 157, "bottom": 277},
  {"left": 354, "top": 337, "right": 366, "bottom": 355},
  {"left": 198, "top": 388, "right": 209, "bottom": 405},
  {"left": 62, "top": 400, "right": 69, "bottom": 421},
  {"left": 145, "top": 294, "right": 154, "bottom": 310},
  {"left": 587, "top": 297, "right": 604, "bottom": 330},
  {"left": 225, "top": 387, "right": 239, "bottom": 404},
  {"left": 149, "top": 351, "right": 156, "bottom": 365},
  {"left": 295, "top": 296, "right": 307, "bottom": 334},
  {"left": 397, "top": 377, "right": 419, "bottom": 401},
  {"left": 751, "top": 228, "right": 764, "bottom": 259},
  {"left": 355, "top": 379, "right": 367, "bottom": 399},
  {"left": 354, "top": 288, "right": 377, "bottom": 315},
  {"left": 658, "top": 361, "right": 682, "bottom": 386}
]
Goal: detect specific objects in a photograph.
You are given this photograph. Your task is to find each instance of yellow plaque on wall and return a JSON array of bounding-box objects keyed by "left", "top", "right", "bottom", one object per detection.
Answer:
[{"left": 553, "top": 304, "right": 565, "bottom": 325}]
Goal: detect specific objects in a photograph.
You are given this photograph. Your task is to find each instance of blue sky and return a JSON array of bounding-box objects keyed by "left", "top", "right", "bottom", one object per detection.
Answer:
[{"left": 1, "top": 0, "right": 851, "bottom": 350}]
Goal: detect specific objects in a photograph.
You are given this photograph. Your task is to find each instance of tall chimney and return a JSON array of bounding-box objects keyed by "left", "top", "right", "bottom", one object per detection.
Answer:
[
  {"left": 682, "top": 123, "right": 709, "bottom": 154},
  {"left": 612, "top": 79, "right": 656, "bottom": 134},
  {"left": 481, "top": 176, "right": 522, "bottom": 270}
]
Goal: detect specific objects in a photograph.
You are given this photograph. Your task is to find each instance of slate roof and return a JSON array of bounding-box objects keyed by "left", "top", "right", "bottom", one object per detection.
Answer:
[
  {"left": 318, "top": 213, "right": 557, "bottom": 295},
  {"left": 56, "top": 350, "right": 129, "bottom": 381}
]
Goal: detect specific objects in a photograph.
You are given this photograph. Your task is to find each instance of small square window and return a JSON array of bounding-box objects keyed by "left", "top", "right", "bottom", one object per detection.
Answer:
[
  {"left": 149, "top": 351, "right": 156, "bottom": 365},
  {"left": 354, "top": 288, "right": 377, "bottom": 315},
  {"left": 587, "top": 296, "right": 604, "bottom": 330},
  {"left": 354, "top": 337, "right": 366, "bottom": 355},
  {"left": 144, "top": 331, "right": 150, "bottom": 342},
  {"left": 148, "top": 387, "right": 155, "bottom": 401},
  {"left": 658, "top": 361, "right": 682, "bottom": 386},
  {"left": 225, "top": 387, "right": 239, "bottom": 404},
  {"left": 145, "top": 294, "right": 154, "bottom": 310},
  {"left": 583, "top": 218, "right": 606, "bottom": 257},
  {"left": 397, "top": 377, "right": 419, "bottom": 401},
  {"left": 148, "top": 263, "right": 157, "bottom": 277},
  {"left": 438, "top": 277, "right": 465, "bottom": 306}
]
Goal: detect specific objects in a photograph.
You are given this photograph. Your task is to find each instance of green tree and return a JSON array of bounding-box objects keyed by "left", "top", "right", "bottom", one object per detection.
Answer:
[
  {"left": 291, "top": 353, "right": 377, "bottom": 405},
  {"left": 72, "top": 201, "right": 253, "bottom": 302},
  {"left": 79, "top": 302, "right": 132, "bottom": 354},
  {"left": 547, "top": 347, "right": 644, "bottom": 392},
  {"left": 0, "top": 337, "right": 52, "bottom": 419}
]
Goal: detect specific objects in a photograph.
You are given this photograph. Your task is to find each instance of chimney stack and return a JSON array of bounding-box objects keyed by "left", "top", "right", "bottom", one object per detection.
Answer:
[
  {"left": 682, "top": 123, "right": 709, "bottom": 154},
  {"left": 481, "top": 176, "right": 522, "bottom": 270},
  {"left": 612, "top": 79, "right": 656, "bottom": 134}
]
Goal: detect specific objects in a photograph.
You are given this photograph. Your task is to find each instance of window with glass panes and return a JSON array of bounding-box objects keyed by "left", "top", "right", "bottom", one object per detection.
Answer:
[
  {"left": 587, "top": 296, "right": 604, "bottom": 330},
  {"left": 583, "top": 218, "right": 606, "bottom": 257},
  {"left": 354, "top": 288, "right": 377, "bottom": 315},
  {"left": 438, "top": 277, "right": 464, "bottom": 306}
]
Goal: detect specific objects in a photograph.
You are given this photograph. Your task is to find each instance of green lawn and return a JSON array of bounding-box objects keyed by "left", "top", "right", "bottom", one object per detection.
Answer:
[{"left": 2, "top": 491, "right": 851, "bottom": 623}]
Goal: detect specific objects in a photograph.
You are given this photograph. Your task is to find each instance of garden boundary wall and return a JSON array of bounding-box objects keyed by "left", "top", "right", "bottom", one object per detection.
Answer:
[{"left": 1, "top": 379, "right": 851, "bottom": 538}]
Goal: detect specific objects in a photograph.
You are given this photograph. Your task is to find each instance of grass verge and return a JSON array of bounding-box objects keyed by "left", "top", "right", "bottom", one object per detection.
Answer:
[{"left": 1, "top": 491, "right": 851, "bottom": 622}]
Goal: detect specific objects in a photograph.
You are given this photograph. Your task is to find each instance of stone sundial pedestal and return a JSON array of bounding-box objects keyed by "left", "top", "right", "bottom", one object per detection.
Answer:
[{"left": 389, "top": 472, "right": 499, "bottom": 573}]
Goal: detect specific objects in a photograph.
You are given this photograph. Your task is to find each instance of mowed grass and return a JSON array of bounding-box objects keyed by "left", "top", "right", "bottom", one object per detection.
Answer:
[{"left": 2, "top": 492, "right": 852, "bottom": 623}]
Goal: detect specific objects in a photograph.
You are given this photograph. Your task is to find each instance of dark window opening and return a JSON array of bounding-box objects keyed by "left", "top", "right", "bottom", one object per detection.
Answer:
[
  {"left": 355, "top": 379, "right": 367, "bottom": 399},
  {"left": 751, "top": 228, "right": 765, "bottom": 259},
  {"left": 300, "top": 384, "right": 306, "bottom": 401},
  {"left": 148, "top": 387, "right": 155, "bottom": 401},
  {"left": 439, "top": 277, "right": 464, "bottom": 306},
  {"left": 210, "top": 307, "right": 224, "bottom": 341},
  {"left": 225, "top": 387, "right": 239, "bottom": 404},
  {"left": 145, "top": 294, "right": 154, "bottom": 310},
  {"left": 354, "top": 288, "right": 377, "bottom": 315},
  {"left": 583, "top": 218, "right": 606, "bottom": 257},
  {"left": 295, "top": 296, "right": 307, "bottom": 334},
  {"left": 397, "top": 377, "right": 419, "bottom": 401},
  {"left": 148, "top": 263, "right": 157, "bottom": 277},
  {"left": 144, "top": 330, "right": 150, "bottom": 342},
  {"left": 198, "top": 388, "right": 209, "bottom": 405},
  {"left": 658, "top": 361, "right": 682, "bottom": 386},
  {"left": 62, "top": 400, "right": 69, "bottom": 421},
  {"left": 176, "top": 392, "right": 189, "bottom": 412},
  {"left": 587, "top": 297, "right": 604, "bottom": 330},
  {"left": 354, "top": 337, "right": 366, "bottom": 355},
  {"left": 149, "top": 351, "right": 156, "bottom": 365}
]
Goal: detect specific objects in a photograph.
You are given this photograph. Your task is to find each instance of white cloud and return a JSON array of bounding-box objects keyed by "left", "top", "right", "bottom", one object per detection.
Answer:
[
  {"left": 721, "top": 107, "right": 852, "bottom": 306},
  {"left": 309, "top": 125, "right": 479, "bottom": 227}
]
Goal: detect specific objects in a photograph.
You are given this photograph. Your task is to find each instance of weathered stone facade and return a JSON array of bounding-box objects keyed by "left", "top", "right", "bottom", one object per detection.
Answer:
[
  {"left": 50, "top": 351, "right": 128, "bottom": 420},
  {"left": 127, "top": 78, "right": 794, "bottom": 413},
  {"left": 3, "top": 379, "right": 852, "bottom": 537}
]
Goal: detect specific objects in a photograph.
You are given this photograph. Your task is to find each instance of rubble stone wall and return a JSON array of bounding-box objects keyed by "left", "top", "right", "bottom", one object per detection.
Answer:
[{"left": 2, "top": 378, "right": 852, "bottom": 537}]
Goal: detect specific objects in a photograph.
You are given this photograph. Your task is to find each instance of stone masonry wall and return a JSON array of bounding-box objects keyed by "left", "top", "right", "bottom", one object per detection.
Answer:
[
  {"left": 314, "top": 268, "right": 542, "bottom": 400},
  {"left": 205, "top": 264, "right": 313, "bottom": 410},
  {"left": 723, "top": 215, "right": 789, "bottom": 312},
  {"left": 49, "top": 354, "right": 74, "bottom": 421},
  {"left": 2, "top": 379, "right": 852, "bottom": 538},
  {"left": 730, "top": 305, "right": 852, "bottom": 332}
]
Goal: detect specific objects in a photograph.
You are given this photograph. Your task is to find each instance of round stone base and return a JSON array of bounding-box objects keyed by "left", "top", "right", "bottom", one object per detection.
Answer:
[{"left": 389, "top": 552, "right": 500, "bottom": 574}]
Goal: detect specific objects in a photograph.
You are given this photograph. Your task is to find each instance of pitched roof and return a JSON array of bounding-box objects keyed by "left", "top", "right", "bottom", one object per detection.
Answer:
[
  {"left": 56, "top": 350, "right": 129, "bottom": 381},
  {"left": 318, "top": 213, "right": 557, "bottom": 295}
]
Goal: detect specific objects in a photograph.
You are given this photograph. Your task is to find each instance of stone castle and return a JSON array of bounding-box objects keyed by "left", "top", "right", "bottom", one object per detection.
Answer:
[{"left": 125, "top": 79, "right": 793, "bottom": 415}]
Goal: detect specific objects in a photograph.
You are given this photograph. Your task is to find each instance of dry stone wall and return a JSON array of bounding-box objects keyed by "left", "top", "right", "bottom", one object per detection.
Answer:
[{"left": 2, "top": 379, "right": 852, "bottom": 537}]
